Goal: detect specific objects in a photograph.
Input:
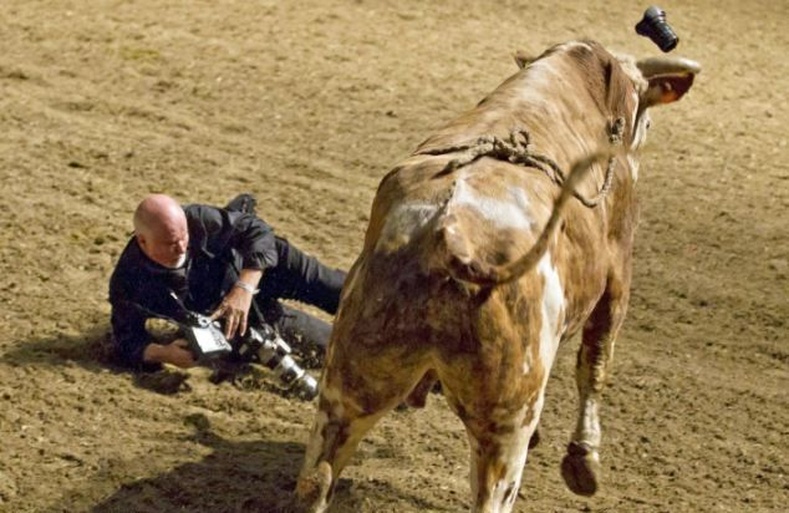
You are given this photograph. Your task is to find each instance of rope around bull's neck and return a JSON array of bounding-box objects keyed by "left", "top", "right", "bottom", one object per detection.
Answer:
[{"left": 417, "top": 121, "right": 625, "bottom": 208}]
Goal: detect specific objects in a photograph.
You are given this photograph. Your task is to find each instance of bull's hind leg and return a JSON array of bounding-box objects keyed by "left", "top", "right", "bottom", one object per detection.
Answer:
[
  {"left": 295, "top": 349, "right": 428, "bottom": 513},
  {"left": 446, "top": 388, "right": 543, "bottom": 513},
  {"left": 441, "top": 360, "right": 548, "bottom": 513},
  {"left": 466, "top": 419, "right": 537, "bottom": 513},
  {"left": 562, "top": 285, "right": 629, "bottom": 496}
]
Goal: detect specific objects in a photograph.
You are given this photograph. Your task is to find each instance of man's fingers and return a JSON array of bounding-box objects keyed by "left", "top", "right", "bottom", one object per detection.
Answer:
[
  {"left": 224, "top": 313, "right": 238, "bottom": 339},
  {"left": 224, "top": 310, "right": 248, "bottom": 339},
  {"left": 210, "top": 303, "right": 227, "bottom": 320},
  {"left": 211, "top": 293, "right": 251, "bottom": 339},
  {"left": 238, "top": 313, "right": 248, "bottom": 337}
]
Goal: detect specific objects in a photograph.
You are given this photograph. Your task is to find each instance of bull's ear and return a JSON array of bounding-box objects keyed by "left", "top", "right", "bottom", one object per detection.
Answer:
[
  {"left": 637, "top": 57, "right": 701, "bottom": 107},
  {"left": 513, "top": 49, "right": 534, "bottom": 69}
]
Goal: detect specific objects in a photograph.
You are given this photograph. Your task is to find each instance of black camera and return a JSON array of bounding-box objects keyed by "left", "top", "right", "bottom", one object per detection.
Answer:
[
  {"left": 635, "top": 6, "right": 679, "bottom": 53},
  {"left": 181, "top": 312, "right": 319, "bottom": 401}
]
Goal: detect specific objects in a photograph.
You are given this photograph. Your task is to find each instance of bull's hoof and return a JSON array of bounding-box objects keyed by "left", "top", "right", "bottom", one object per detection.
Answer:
[
  {"left": 560, "top": 441, "right": 601, "bottom": 497},
  {"left": 294, "top": 462, "right": 333, "bottom": 513}
]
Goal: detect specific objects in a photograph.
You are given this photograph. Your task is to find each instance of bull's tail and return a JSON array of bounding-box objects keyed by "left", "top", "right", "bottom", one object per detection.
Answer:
[{"left": 443, "top": 152, "right": 614, "bottom": 286}]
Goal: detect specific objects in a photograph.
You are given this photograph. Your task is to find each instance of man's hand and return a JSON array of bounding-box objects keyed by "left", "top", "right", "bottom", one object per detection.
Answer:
[
  {"left": 210, "top": 270, "right": 263, "bottom": 340},
  {"left": 210, "top": 285, "right": 254, "bottom": 340},
  {"left": 210, "top": 269, "right": 262, "bottom": 340},
  {"left": 143, "top": 338, "right": 197, "bottom": 368}
]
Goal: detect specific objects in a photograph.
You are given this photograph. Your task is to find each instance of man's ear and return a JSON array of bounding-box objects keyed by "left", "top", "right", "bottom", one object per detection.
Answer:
[
  {"left": 637, "top": 57, "right": 701, "bottom": 107},
  {"left": 136, "top": 232, "right": 148, "bottom": 250}
]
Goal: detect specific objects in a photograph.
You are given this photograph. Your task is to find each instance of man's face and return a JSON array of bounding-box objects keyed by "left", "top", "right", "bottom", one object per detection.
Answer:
[{"left": 137, "top": 221, "right": 189, "bottom": 269}]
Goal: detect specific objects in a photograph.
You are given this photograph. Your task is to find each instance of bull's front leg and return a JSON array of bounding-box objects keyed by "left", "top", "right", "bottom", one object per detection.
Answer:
[
  {"left": 294, "top": 375, "right": 382, "bottom": 513},
  {"left": 562, "top": 285, "right": 629, "bottom": 496},
  {"left": 294, "top": 343, "right": 428, "bottom": 512},
  {"left": 293, "top": 401, "right": 339, "bottom": 513}
]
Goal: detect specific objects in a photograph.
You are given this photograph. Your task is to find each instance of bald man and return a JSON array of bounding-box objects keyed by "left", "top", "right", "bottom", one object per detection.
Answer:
[{"left": 108, "top": 193, "right": 346, "bottom": 370}]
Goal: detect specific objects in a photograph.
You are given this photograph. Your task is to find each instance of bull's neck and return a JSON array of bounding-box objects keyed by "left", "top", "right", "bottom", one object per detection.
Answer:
[{"left": 416, "top": 65, "right": 611, "bottom": 175}]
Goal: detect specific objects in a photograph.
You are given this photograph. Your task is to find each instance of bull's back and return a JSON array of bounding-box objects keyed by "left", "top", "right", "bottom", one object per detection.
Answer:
[
  {"left": 344, "top": 151, "right": 617, "bottom": 351},
  {"left": 364, "top": 156, "right": 557, "bottom": 280}
]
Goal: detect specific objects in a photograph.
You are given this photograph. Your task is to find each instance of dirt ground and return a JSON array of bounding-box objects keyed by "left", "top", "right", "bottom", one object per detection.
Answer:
[{"left": 0, "top": 0, "right": 786, "bottom": 512}]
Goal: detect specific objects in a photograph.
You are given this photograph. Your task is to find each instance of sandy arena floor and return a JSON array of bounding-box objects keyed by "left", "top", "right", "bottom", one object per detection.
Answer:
[{"left": 0, "top": 1, "right": 786, "bottom": 511}]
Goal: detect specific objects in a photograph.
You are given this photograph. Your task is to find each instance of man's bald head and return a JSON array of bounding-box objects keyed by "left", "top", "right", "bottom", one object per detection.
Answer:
[{"left": 133, "top": 194, "right": 189, "bottom": 268}]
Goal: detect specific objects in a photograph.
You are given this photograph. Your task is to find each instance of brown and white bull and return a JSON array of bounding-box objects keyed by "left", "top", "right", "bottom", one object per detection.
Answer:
[{"left": 295, "top": 40, "right": 699, "bottom": 512}]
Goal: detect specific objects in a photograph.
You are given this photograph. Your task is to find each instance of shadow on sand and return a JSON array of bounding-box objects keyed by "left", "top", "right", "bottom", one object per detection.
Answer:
[
  {"left": 2, "top": 323, "right": 119, "bottom": 372},
  {"left": 42, "top": 411, "right": 419, "bottom": 513},
  {"left": 1, "top": 324, "right": 273, "bottom": 395},
  {"left": 0, "top": 324, "right": 197, "bottom": 394},
  {"left": 3, "top": 330, "right": 447, "bottom": 512},
  {"left": 90, "top": 415, "right": 305, "bottom": 513}
]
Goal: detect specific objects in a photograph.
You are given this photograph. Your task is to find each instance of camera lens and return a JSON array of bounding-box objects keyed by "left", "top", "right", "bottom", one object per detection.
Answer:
[
  {"left": 275, "top": 355, "right": 301, "bottom": 385},
  {"left": 245, "top": 327, "right": 319, "bottom": 400},
  {"left": 294, "top": 374, "right": 319, "bottom": 401},
  {"left": 635, "top": 6, "right": 679, "bottom": 53}
]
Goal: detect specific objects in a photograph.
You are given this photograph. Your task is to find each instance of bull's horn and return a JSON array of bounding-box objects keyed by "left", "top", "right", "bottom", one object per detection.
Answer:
[{"left": 636, "top": 57, "right": 701, "bottom": 78}]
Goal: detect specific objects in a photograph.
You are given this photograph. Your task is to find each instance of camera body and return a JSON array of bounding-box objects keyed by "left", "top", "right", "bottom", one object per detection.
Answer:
[
  {"left": 181, "top": 312, "right": 318, "bottom": 401},
  {"left": 183, "top": 313, "right": 234, "bottom": 359}
]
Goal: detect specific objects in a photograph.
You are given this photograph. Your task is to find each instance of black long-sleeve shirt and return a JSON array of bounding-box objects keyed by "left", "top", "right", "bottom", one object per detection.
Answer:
[{"left": 108, "top": 204, "right": 278, "bottom": 368}]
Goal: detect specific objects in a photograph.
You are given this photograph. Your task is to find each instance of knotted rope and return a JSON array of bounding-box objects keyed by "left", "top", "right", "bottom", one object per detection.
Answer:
[{"left": 418, "top": 120, "right": 625, "bottom": 208}]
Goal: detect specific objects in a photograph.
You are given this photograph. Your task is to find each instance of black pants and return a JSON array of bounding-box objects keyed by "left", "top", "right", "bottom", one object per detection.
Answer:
[{"left": 252, "top": 237, "right": 346, "bottom": 354}]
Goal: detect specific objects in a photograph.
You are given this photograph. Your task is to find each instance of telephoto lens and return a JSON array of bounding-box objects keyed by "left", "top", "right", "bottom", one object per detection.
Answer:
[
  {"left": 244, "top": 325, "right": 319, "bottom": 401},
  {"left": 635, "top": 6, "right": 679, "bottom": 53},
  {"left": 271, "top": 354, "right": 319, "bottom": 400}
]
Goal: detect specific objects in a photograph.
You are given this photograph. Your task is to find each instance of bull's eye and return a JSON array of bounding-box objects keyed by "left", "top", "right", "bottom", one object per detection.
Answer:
[{"left": 646, "top": 119, "right": 652, "bottom": 130}]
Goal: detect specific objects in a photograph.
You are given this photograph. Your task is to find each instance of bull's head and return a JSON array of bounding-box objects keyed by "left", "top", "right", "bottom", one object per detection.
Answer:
[
  {"left": 513, "top": 43, "right": 700, "bottom": 177},
  {"left": 513, "top": 47, "right": 699, "bottom": 147}
]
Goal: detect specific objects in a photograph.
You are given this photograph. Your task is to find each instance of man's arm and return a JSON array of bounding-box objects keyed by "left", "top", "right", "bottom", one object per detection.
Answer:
[
  {"left": 142, "top": 338, "right": 197, "bottom": 368},
  {"left": 187, "top": 205, "right": 273, "bottom": 339},
  {"left": 110, "top": 297, "right": 198, "bottom": 369},
  {"left": 187, "top": 204, "right": 279, "bottom": 271},
  {"left": 211, "top": 268, "right": 263, "bottom": 339}
]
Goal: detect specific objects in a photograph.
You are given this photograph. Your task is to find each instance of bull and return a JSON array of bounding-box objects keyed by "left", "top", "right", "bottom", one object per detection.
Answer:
[{"left": 295, "top": 40, "right": 700, "bottom": 512}]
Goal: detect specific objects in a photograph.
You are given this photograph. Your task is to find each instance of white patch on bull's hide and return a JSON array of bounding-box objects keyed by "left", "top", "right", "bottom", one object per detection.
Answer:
[
  {"left": 628, "top": 154, "right": 640, "bottom": 182},
  {"left": 473, "top": 386, "right": 544, "bottom": 510},
  {"left": 450, "top": 179, "right": 534, "bottom": 231},
  {"left": 629, "top": 91, "right": 640, "bottom": 133},
  {"left": 301, "top": 408, "right": 330, "bottom": 470},
  {"left": 375, "top": 202, "right": 439, "bottom": 253},
  {"left": 559, "top": 40, "right": 594, "bottom": 52},
  {"left": 578, "top": 395, "right": 602, "bottom": 449},
  {"left": 537, "top": 252, "right": 564, "bottom": 370},
  {"left": 521, "top": 40, "right": 594, "bottom": 92},
  {"left": 522, "top": 349, "right": 532, "bottom": 375},
  {"left": 465, "top": 431, "right": 481, "bottom": 498},
  {"left": 321, "top": 382, "right": 345, "bottom": 411},
  {"left": 514, "top": 59, "right": 560, "bottom": 108}
]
